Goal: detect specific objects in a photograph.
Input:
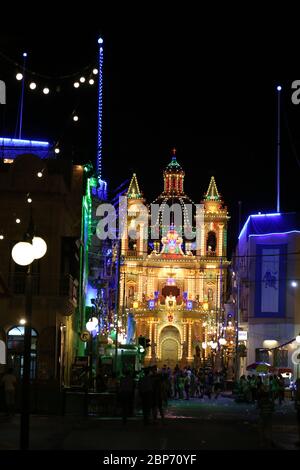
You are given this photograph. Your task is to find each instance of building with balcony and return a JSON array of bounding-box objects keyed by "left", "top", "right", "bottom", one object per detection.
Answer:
[
  {"left": 0, "top": 138, "right": 84, "bottom": 387},
  {"left": 120, "top": 151, "right": 230, "bottom": 368}
]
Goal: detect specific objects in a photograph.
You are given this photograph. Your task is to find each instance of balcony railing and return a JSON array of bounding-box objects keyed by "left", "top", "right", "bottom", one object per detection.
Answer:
[{"left": 9, "top": 273, "right": 40, "bottom": 295}]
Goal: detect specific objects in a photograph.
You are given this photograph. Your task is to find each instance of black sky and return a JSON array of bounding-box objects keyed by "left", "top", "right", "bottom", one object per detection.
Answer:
[{"left": 1, "top": 17, "right": 300, "bottom": 254}]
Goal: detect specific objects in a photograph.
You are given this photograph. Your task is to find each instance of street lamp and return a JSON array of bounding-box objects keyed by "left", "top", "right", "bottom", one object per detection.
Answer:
[
  {"left": 86, "top": 318, "right": 98, "bottom": 390},
  {"left": 11, "top": 215, "right": 47, "bottom": 450}
]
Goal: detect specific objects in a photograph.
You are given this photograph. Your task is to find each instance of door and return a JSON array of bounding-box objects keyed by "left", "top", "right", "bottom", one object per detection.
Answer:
[{"left": 161, "top": 338, "right": 178, "bottom": 367}]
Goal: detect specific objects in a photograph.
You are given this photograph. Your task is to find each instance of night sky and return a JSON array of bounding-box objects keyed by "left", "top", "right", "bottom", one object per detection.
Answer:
[{"left": 1, "top": 19, "right": 300, "bottom": 254}]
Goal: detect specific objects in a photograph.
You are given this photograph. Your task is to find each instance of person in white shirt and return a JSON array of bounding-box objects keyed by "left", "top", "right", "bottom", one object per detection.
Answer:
[{"left": 1, "top": 368, "right": 17, "bottom": 416}]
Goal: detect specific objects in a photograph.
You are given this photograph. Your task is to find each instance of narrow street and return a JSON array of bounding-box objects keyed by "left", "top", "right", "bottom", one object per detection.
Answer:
[{"left": 0, "top": 397, "right": 299, "bottom": 451}]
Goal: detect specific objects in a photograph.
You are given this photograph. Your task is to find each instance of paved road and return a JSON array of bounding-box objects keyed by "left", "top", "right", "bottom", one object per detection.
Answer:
[{"left": 0, "top": 397, "right": 299, "bottom": 451}]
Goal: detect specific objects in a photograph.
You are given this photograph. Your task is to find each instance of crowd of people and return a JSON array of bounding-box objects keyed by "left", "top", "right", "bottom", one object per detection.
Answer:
[
  {"left": 235, "top": 374, "right": 287, "bottom": 405},
  {"left": 113, "top": 365, "right": 228, "bottom": 425},
  {"left": 235, "top": 374, "right": 300, "bottom": 448}
]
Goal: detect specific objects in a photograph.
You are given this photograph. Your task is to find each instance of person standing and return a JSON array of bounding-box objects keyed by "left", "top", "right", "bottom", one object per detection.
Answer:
[
  {"left": 1, "top": 368, "right": 17, "bottom": 416},
  {"left": 294, "top": 379, "right": 300, "bottom": 447},
  {"left": 118, "top": 370, "right": 135, "bottom": 425},
  {"left": 151, "top": 366, "right": 165, "bottom": 423},
  {"left": 138, "top": 368, "right": 153, "bottom": 425},
  {"left": 257, "top": 385, "right": 275, "bottom": 448}
]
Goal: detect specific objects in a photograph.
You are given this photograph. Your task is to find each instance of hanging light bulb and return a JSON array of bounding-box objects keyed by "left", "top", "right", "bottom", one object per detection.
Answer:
[
  {"left": 73, "top": 82, "right": 80, "bottom": 88},
  {"left": 29, "top": 82, "right": 37, "bottom": 90},
  {"left": 54, "top": 148, "right": 60, "bottom": 154},
  {"left": 16, "top": 73, "right": 23, "bottom": 81},
  {"left": 92, "top": 68, "right": 98, "bottom": 75},
  {"left": 73, "top": 115, "right": 79, "bottom": 122},
  {"left": 0, "top": 235, "right": 4, "bottom": 240},
  {"left": 89, "top": 78, "right": 95, "bottom": 85},
  {"left": 27, "top": 194, "right": 32, "bottom": 203},
  {"left": 79, "top": 77, "right": 85, "bottom": 83},
  {"left": 43, "top": 87, "right": 50, "bottom": 95},
  {"left": 16, "top": 218, "right": 21, "bottom": 224}
]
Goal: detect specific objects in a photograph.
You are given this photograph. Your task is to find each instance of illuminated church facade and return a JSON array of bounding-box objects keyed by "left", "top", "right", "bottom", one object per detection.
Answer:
[{"left": 120, "top": 151, "right": 230, "bottom": 367}]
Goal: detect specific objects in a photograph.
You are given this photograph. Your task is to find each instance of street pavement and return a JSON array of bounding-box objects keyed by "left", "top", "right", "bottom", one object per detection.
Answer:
[{"left": 0, "top": 397, "right": 299, "bottom": 451}]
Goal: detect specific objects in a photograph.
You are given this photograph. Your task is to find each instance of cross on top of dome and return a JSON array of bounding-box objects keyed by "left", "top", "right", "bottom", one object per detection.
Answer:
[{"left": 165, "top": 148, "right": 183, "bottom": 172}]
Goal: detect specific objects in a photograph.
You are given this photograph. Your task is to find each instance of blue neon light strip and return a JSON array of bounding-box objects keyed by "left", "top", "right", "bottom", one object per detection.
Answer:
[
  {"left": 96, "top": 40, "right": 104, "bottom": 178},
  {"left": 250, "top": 231, "right": 300, "bottom": 238},
  {"left": 0, "top": 137, "right": 49, "bottom": 147},
  {"left": 239, "top": 213, "right": 282, "bottom": 240}
]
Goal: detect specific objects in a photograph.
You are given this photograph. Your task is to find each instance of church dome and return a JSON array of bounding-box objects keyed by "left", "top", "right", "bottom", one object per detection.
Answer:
[{"left": 151, "top": 150, "right": 196, "bottom": 239}]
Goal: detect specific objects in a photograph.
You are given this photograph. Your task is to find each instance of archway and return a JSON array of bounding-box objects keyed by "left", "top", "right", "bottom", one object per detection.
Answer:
[
  {"left": 207, "top": 231, "right": 217, "bottom": 254},
  {"left": 159, "top": 325, "right": 181, "bottom": 368}
]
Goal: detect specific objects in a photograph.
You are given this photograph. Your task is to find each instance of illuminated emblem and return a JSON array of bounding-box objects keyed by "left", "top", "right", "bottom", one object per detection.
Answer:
[
  {"left": 161, "top": 229, "right": 185, "bottom": 256},
  {"left": 292, "top": 347, "right": 300, "bottom": 366},
  {"left": 168, "top": 314, "right": 174, "bottom": 323},
  {"left": 80, "top": 331, "right": 91, "bottom": 342}
]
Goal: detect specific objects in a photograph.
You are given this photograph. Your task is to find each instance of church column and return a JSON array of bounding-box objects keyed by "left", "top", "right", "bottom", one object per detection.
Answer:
[
  {"left": 153, "top": 320, "right": 158, "bottom": 359},
  {"left": 199, "top": 273, "right": 204, "bottom": 303},
  {"left": 217, "top": 274, "right": 222, "bottom": 309},
  {"left": 138, "top": 270, "right": 143, "bottom": 302},
  {"left": 147, "top": 321, "right": 153, "bottom": 359},
  {"left": 182, "top": 321, "right": 188, "bottom": 360},
  {"left": 121, "top": 216, "right": 128, "bottom": 256},
  {"left": 147, "top": 269, "right": 154, "bottom": 299},
  {"left": 188, "top": 321, "right": 193, "bottom": 361},
  {"left": 120, "top": 272, "right": 125, "bottom": 307},
  {"left": 201, "top": 224, "right": 205, "bottom": 256},
  {"left": 139, "top": 223, "right": 144, "bottom": 256},
  {"left": 218, "top": 224, "right": 224, "bottom": 258}
]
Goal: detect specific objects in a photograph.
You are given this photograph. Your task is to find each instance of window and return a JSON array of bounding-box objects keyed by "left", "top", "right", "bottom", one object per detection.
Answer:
[
  {"left": 255, "top": 349, "right": 270, "bottom": 364},
  {"left": 274, "top": 349, "right": 288, "bottom": 368},
  {"left": 207, "top": 288, "right": 214, "bottom": 301},
  {"left": 7, "top": 326, "right": 38, "bottom": 380},
  {"left": 207, "top": 232, "right": 217, "bottom": 254},
  {"left": 10, "top": 252, "right": 40, "bottom": 295}
]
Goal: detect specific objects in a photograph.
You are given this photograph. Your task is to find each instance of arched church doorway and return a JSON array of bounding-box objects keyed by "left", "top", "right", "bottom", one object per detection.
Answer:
[{"left": 159, "top": 326, "right": 181, "bottom": 368}]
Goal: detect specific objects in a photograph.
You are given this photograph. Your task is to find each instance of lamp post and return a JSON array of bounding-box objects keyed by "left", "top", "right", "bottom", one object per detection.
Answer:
[
  {"left": 11, "top": 215, "right": 47, "bottom": 450},
  {"left": 86, "top": 317, "right": 99, "bottom": 390}
]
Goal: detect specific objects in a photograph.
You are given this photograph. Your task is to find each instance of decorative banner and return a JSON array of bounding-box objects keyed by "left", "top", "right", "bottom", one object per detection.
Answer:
[{"left": 255, "top": 244, "right": 287, "bottom": 318}]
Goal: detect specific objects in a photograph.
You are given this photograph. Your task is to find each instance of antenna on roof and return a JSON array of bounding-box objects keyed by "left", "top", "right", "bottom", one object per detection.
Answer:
[{"left": 276, "top": 85, "right": 282, "bottom": 213}]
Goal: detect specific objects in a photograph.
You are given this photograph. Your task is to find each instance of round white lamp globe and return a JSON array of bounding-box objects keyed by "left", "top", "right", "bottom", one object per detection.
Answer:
[
  {"left": 32, "top": 237, "right": 47, "bottom": 260},
  {"left": 296, "top": 335, "right": 300, "bottom": 345},
  {"left": 219, "top": 338, "right": 227, "bottom": 346},
  {"left": 91, "top": 317, "right": 99, "bottom": 327},
  {"left": 12, "top": 242, "right": 35, "bottom": 266},
  {"left": 86, "top": 320, "right": 96, "bottom": 332}
]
